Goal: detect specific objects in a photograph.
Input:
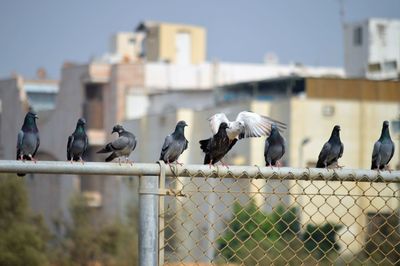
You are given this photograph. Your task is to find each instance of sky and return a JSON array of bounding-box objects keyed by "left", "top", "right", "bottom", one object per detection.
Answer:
[{"left": 0, "top": 0, "right": 399, "bottom": 79}]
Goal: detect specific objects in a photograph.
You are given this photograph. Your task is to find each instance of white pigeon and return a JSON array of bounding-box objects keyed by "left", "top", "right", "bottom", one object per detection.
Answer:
[{"left": 208, "top": 111, "right": 286, "bottom": 140}]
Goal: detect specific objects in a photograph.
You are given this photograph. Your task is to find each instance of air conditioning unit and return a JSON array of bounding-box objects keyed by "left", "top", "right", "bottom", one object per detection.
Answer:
[{"left": 82, "top": 191, "right": 102, "bottom": 208}]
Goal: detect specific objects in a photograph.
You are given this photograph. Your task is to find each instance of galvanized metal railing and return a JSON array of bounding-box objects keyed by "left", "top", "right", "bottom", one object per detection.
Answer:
[{"left": 0, "top": 160, "right": 399, "bottom": 266}]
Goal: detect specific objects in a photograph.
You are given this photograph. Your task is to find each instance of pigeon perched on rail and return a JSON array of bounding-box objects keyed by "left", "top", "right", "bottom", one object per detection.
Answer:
[
  {"left": 200, "top": 122, "right": 235, "bottom": 167},
  {"left": 264, "top": 123, "right": 286, "bottom": 168},
  {"left": 159, "top": 121, "right": 188, "bottom": 165},
  {"left": 371, "top": 121, "right": 395, "bottom": 171},
  {"left": 97, "top": 125, "right": 136, "bottom": 164},
  {"left": 16, "top": 111, "right": 40, "bottom": 176},
  {"left": 67, "top": 118, "right": 88, "bottom": 163},
  {"left": 316, "top": 125, "right": 344, "bottom": 169},
  {"left": 208, "top": 111, "right": 286, "bottom": 141}
]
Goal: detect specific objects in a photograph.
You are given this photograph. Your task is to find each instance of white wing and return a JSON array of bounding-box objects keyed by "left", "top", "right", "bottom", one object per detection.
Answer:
[
  {"left": 235, "top": 111, "right": 286, "bottom": 139},
  {"left": 208, "top": 113, "right": 230, "bottom": 135}
]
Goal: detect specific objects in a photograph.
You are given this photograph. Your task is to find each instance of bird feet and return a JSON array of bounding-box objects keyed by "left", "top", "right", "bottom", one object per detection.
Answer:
[
  {"left": 384, "top": 165, "right": 392, "bottom": 173},
  {"left": 79, "top": 157, "right": 85, "bottom": 165},
  {"left": 175, "top": 161, "right": 184, "bottom": 167},
  {"left": 335, "top": 164, "right": 344, "bottom": 169},
  {"left": 220, "top": 160, "right": 230, "bottom": 169},
  {"left": 276, "top": 160, "right": 282, "bottom": 170},
  {"left": 29, "top": 154, "right": 37, "bottom": 163},
  {"left": 125, "top": 157, "right": 133, "bottom": 166}
]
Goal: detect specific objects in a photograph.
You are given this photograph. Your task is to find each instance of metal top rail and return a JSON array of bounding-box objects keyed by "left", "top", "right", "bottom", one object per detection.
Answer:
[{"left": 0, "top": 160, "right": 399, "bottom": 183}]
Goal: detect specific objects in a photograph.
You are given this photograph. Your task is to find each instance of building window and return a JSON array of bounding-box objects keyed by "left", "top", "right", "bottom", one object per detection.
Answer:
[
  {"left": 383, "top": 60, "right": 397, "bottom": 72},
  {"left": 322, "top": 105, "right": 335, "bottom": 117},
  {"left": 368, "top": 63, "right": 382, "bottom": 73},
  {"left": 353, "top": 26, "right": 362, "bottom": 46},
  {"left": 377, "top": 24, "right": 387, "bottom": 46}
]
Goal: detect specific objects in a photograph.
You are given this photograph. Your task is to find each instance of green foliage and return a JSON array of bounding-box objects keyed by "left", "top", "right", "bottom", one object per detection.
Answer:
[
  {"left": 50, "top": 195, "right": 138, "bottom": 266},
  {"left": 0, "top": 175, "right": 50, "bottom": 266},
  {"left": 302, "top": 223, "right": 343, "bottom": 259},
  {"left": 217, "top": 200, "right": 342, "bottom": 265}
]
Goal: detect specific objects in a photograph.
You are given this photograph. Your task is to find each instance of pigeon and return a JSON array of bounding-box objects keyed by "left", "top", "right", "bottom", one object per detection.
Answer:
[
  {"left": 159, "top": 121, "right": 188, "bottom": 164},
  {"left": 371, "top": 121, "right": 395, "bottom": 171},
  {"left": 67, "top": 118, "right": 88, "bottom": 163},
  {"left": 208, "top": 111, "right": 286, "bottom": 141},
  {"left": 316, "top": 125, "right": 344, "bottom": 168},
  {"left": 97, "top": 125, "right": 136, "bottom": 164},
  {"left": 264, "top": 123, "right": 286, "bottom": 168},
  {"left": 199, "top": 122, "right": 235, "bottom": 167},
  {"left": 16, "top": 111, "right": 40, "bottom": 176}
]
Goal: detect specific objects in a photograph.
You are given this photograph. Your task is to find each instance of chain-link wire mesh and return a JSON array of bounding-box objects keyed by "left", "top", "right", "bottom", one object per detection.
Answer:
[{"left": 160, "top": 169, "right": 400, "bottom": 265}]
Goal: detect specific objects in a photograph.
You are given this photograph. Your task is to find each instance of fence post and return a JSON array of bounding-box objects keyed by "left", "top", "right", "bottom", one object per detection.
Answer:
[{"left": 139, "top": 173, "right": 159, "bottom": 266}]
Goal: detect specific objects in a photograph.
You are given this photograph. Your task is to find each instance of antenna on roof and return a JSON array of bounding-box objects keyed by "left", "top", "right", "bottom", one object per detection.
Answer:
[{"left": 338, "top": 0, "right": 345, "bottom": 26}]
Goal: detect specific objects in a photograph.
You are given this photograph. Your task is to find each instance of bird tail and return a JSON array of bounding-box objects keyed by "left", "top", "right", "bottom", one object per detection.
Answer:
[
  {"left": 199, "top": 138, "right": 210, "bottom": 153},
  {"left": 316, "top": 160, "right": 325, "bottom": 168},
  {"left": 17, "top": 154, "right": 30, "bottom": 176},
  {"left": 227, "top": 138, "right": 238, "bottom": 152},
  {"left": 105, "top": 153, "right": 117, "bottom": 162},
  {"left": 203, "top": 154, "right": 211, "bottom": 165},
  {"left": 97, "top": 143, "right": 113, "bottom": 153}
]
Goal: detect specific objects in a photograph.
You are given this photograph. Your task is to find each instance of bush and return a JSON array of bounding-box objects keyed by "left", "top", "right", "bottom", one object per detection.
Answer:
[
  {"left": 217, "top": 201, "right": 342, "bottom": 265},
  {"left": 50, "top": 195, "right": 138, "bottom": 266},
  {"left": 0, "top": 175, "right": 50, "bottom": 266}
]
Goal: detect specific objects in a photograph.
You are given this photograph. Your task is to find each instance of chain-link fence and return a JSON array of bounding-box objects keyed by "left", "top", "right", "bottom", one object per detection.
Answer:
[
  {"left": 160, "top": 166, "right": 400, "bottom": 266},
  {"left": 0, "top": 160, "right": 399, "bottom": 265}
]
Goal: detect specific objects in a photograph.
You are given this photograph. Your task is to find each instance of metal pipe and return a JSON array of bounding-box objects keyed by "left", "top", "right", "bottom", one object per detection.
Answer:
[
  {"left": 0, "top": 160, "right": 399, "bottom": 183},
  {"left": 139, "top": 174, "right": 159, "bottom": 266},
  {"left": 0, "top": 160, "right": 160, "bottom": 176}
]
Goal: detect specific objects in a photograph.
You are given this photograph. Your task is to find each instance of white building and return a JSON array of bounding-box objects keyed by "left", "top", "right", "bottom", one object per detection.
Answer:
[{"left": 344, "top": 18, "right": 400, "bottom": 80}]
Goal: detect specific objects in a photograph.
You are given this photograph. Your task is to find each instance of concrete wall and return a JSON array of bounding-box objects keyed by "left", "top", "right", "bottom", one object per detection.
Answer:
[
  {"left": 144, "top": 62, "right": 344, "bottom": 90},
  {"left": 289, "top": 97, "right": 400, "bottom": 254},
  {"left": 344, "top": 20, "right": 369, "bottom": 77},
  {"left": 368, "top": 19, "right": 400, "bottom": 79},
  {"left": 158, "top": 23, "right": 206, "bottom": 64},
  {"left": 0, "top": 77, "right": 29, "bottom": 159},
  {"left": 344, "top": 18, "right": 400, "bottom": 79}
]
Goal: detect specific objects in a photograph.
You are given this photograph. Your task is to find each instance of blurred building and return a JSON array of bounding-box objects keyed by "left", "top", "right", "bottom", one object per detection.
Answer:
[
  {"left": 0, "top": 20, "right": 399, "bottom": 259},
  {"left": 104, "top": 21, "right": 206, "bottom": 65},
  {"left": 124, "top": 76, "right": 400, "bottom": 260},
  {"left": 344, "top": 18, "right": 400, "bottom": 80}
]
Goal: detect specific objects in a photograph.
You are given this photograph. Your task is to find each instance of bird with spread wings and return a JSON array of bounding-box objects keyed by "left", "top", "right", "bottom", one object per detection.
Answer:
[
  {"left": 208, "top": 111, "right": 286, "bottom": 140},
  {"left": 200, "top": 111, "right": 286, "bottom": 167}
]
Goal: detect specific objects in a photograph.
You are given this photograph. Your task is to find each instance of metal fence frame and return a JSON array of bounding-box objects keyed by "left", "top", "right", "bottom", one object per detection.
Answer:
[{"left": 0, "top": 160, "right": 399, "bottom": 266}]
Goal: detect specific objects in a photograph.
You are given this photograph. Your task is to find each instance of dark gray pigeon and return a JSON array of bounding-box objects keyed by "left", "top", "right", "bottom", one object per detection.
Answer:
[
  {"left": 371, "top": 120, "right": 395, "bottom": 171},
  {"left": 159, "top": 121, "right": 188, "bottom": 164},
  {"left": 97, "top": 125, "right": 136, "bottom": 164},
  {"left": 16, "top": 111, "right": 40, "bottom": 176},
  {"left": 67, "top": 118, "right": 88, "bottom": 163},
  {"left": 316, "top": 125, "right": 344, "bottom": 168},
  {"left": 264, "top": 123, "right": 286, "bottom": 167},
  {"left": 199, "top": 122, "right": 236, "bottom": 167}
]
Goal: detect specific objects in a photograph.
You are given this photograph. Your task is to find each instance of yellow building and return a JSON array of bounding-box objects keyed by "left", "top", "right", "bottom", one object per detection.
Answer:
[{"left": 137, "top": 21, "right": 206, "bottom": 64}]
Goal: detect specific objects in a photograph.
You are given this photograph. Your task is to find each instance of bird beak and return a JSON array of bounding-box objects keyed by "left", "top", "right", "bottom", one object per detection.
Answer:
[{"left": 35, "top": 114, "right": 39, "bottom": 119}]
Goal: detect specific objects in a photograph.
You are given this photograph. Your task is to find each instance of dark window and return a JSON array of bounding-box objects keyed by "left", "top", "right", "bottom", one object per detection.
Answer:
[
  {"left": 84, "top": 83, "right": 104, "bottom": 129},
  {"left": 368, "top": 63, "right": 381, "bottom": 72},
  {"left": 354, "top": 26, "right": 362, "bottom": 46}
]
